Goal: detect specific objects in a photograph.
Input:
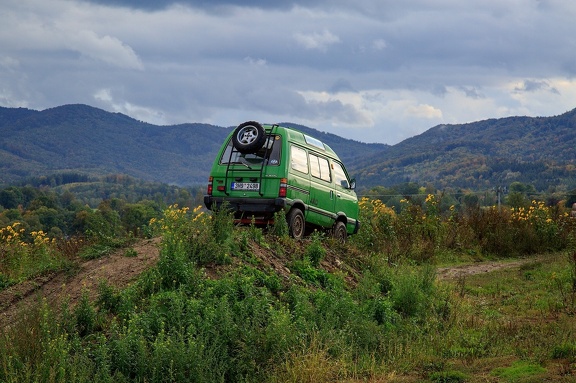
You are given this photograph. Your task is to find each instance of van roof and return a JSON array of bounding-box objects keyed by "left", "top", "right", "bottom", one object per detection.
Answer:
[{"left": 263, "top": 124, "right": 339, "bottom": 158}]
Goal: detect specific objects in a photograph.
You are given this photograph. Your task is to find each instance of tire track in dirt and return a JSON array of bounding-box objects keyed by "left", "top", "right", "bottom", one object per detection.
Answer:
[{"left": 435, "top": 256, "right": 546, "bottom": 281}]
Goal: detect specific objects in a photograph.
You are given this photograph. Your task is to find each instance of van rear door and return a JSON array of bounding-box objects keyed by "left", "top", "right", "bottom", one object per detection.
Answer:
[{"left": 217, "top": 134, "right": 282, "bottom": 198}]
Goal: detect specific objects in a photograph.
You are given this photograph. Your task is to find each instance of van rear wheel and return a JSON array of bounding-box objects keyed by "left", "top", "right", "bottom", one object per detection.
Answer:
[
  {"left": 232, "top": 121, "right": 266, "bottom": 154},
  {"left": 287, "top": 208, "right": 305, "bottom": 240},
  {"left": 333, "top": 221, "right": 347, "bottom": 243}
]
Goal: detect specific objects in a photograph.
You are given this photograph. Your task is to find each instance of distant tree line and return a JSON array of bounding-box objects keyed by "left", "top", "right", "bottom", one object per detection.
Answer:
[
  {"left": 360, "top": 180, "right": 576, "bottom": 214},
  {"left": 0, "top": 173, "right": 205, "bottom": 238}
]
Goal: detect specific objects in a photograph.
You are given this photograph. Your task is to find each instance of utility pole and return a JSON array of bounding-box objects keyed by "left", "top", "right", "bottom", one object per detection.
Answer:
[{"left": 495, "top": 186, "right": 507, "bottom": 210}]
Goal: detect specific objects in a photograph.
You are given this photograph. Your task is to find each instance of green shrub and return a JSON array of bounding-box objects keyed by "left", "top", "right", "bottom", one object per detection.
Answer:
[
  {"left": 552, "top": 342, "right": 576, "bottom": 360},
  {"left": 75, "top": 291, "right": 97, "bottom": 337},
  {"left": 270, "top": 210, "right": 289, "bottom": 238},
  {"left": 491, "top": 361, "right": 546, "bottom": 382},
  {"left": 305, "top": 231, "right": 326, "bottom": 267},
  {"left": 429, "top": 370, "right": 468, "bottom": 383}
]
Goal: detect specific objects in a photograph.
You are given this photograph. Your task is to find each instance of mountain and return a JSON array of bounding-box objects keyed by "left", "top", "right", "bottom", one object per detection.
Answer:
[
  {"left": 0, "top": 104, "right": 388, "bottom": 186},
  {"left": 354, "top": 109, "right": 576, "bottom": 190},
  {"left": 2, "top": 103, "right": 576, "bottom": 191}
]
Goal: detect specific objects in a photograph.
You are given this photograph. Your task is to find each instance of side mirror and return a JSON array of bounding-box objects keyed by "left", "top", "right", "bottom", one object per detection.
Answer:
[{"left": 349, "top": 178, "right": 356, "bottom": 190}]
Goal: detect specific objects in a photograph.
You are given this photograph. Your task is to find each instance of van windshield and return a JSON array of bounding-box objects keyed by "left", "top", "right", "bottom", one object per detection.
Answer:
[{"left": 220, "top": 134, "right": 281, "bottom": 166}]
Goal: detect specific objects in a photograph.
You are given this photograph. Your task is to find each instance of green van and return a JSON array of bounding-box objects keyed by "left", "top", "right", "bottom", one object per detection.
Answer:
[{"left": 204, "top": 121, "right": 360, "bottom": 240}]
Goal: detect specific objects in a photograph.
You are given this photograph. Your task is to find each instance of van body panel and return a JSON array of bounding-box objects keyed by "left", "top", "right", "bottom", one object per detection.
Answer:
[{"left": 205, "top": 123, "right": 360, "bottom": 236}]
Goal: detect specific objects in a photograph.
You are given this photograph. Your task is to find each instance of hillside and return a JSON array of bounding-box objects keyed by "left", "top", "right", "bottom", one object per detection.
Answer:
[
  {"left": 356, "top": 109, "right": 576, "bottom": 190},
  {"left": 0, "top": 105, "right": 230, "bottom": 186},
  {"left": 2, "top": 104, "right": 576, "bottom": 191},
  {"left": 0, "top": 104, "right": 388, "bottom": 187}
]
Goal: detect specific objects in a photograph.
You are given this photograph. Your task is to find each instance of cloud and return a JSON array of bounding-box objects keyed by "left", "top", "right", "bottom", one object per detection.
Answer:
[
  {"left": 514, "top": 80, "right": 560, "bottom": 95},
  {"left": 81, "top": 0, "right": 303, "bottom": 11},
  {"left": 458, "top": 86, "right": 485, "bottom": 100},
  {"left": 2, "top": 0, "right": 576, "bottom": 146},
  {"left": 0, "top": 56, "right": 20, "bottom": 70},
  {"left": 67, "top": 30, "right": 144, "bottom": 70},
  {"left": 293, "top": 30, "right": 340, "bottom": 51},
  {"left": 43, "top": 29, "right": 143, "bottom": 70},
  {"left": 244, "top": 57, "right": 267, "bottom": 66},
  {"left": 94, "top": 88, "right": 165, "bottom": 124},
  {"left": 371, "top": 39, "right": 387, "bottom": 51},
  {"left": 406, "top": 104, "right": 443, "bottom": 120}
]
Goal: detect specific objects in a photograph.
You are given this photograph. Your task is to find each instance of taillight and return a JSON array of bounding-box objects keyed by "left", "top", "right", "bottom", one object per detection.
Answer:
[
  {"left": 279, "top": 178, "right": 287, "bottom": 197},
  {"left": 207, "top": 176, "right": 213, "bottom": 195}
]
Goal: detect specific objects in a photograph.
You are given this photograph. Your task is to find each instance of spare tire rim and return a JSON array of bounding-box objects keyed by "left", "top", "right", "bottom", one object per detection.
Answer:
[{"left": 237, "top": 125, "right": 259, "bottom": 145}]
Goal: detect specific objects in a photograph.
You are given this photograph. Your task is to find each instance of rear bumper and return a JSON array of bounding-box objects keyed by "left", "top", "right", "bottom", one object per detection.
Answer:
[{"left": 204, "top": 195, "right": 287, "bottom": 215}]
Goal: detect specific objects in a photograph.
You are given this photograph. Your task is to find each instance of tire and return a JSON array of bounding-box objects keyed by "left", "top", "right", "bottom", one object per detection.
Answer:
[
  {"left": 333, "top": 221, "right": 348, "bottom": 243},
  {"left": 232, "top": 121, "right": 266, "bottom": 154},
  {"left": 287, "top": 208, "right": 305, "bottom": 240}
]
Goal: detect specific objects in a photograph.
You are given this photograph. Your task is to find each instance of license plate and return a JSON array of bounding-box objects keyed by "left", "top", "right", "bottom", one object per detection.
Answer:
[{"left": 231, "top": 182, "right": 260, "bottom": 191}]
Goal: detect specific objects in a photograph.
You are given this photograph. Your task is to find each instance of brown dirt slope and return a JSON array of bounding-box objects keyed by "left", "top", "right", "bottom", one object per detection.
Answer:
[{"left": 0, "top": 238, "right": 160, "bottom": 328}]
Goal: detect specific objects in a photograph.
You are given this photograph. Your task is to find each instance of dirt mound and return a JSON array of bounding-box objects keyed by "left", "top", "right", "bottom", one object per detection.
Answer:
[
  {"left": 0, "top": 238, "right": 161, "bottom": 328},
  {"left": 1, "top": 235, "right": 544, "bottom": 329}
]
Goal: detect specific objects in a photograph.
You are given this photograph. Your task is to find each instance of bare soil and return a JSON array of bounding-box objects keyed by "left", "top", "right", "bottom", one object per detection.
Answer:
[
  {"left": 0, "top": 238, "right": 160, "bottom": 328},
  {"left": 435, "top": 257, "right": 544, "bottom": 280}
]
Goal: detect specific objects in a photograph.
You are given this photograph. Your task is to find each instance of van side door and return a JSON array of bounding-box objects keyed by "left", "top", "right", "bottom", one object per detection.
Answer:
[
  {"left": 331, "top": 161, "right": 359, "bottom": 230},
  {"left": 307, "top": 152, "right": 335, "bottom": 227}
]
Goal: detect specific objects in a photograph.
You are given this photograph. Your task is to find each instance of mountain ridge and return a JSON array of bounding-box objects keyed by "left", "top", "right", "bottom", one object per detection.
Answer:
[
  {"left": 0, "top": 104, "right": 388, "bottom": 186},
  {"left": 1, "top": 104, "right": 575, "bottom": 191}
]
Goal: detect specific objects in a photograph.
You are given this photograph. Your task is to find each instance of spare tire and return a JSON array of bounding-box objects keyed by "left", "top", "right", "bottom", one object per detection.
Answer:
[{"left": 232, "top": 121, "right": 266, "bottom": 154}]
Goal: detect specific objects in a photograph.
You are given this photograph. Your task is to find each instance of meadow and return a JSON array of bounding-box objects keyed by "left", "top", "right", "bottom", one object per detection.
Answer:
[{"left": 1, "top": 195, "right": 576, "bottom": 382}]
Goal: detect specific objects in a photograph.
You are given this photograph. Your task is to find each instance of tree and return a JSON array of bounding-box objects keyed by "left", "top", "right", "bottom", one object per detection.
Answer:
[{"left": 0, "top": 187, "right": 24, "bottom": 209}]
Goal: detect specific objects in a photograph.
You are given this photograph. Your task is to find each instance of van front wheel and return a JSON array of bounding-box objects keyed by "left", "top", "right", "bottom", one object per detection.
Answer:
[
  {"left": 232, "top": 121, "right": 266, "bottom": 154},
  {"left": 333, "top": 221, "right": 348, "bottom": 243},
  {"left": 287, "top": 208, "right": 305, "bottom": 240}
]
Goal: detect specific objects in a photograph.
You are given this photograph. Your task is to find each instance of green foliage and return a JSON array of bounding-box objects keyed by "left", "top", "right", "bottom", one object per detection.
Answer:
[
  {"left": 74, "top": 291, "right": 97, "bottom": 337},
  {"left": 0, "top": 223, "right": 69, "bottom": 284},
  {"left": 5, "top": 175, "right": 576, "bottom": 382},
  {"left": 429, "top": 370, "right": 468, "bottom": 383},
  {"left": 291, "top": 258, "right": 332, "bottom": 287},
  {"left": 491, "top": 361, "right": 547, "bottom": 382},
  {"left": 123, "top": 247, "right": 138, "bottom": 257},
  {"left": 305, "top": 231, "right": 326, "bottom": 267},
  {"left": 270, "top": 210, "right": 289, "bottom": 238},
  {"left": 551, "top": 342, "right": 576, "bottom": 360},
  {"left": 352, "top": 195, "right": 575, "bottom": 262}
]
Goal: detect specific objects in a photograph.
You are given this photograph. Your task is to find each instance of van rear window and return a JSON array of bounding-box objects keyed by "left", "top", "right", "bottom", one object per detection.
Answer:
[{"left": 220, "top": 134, "right": 281, "bottom": 166}]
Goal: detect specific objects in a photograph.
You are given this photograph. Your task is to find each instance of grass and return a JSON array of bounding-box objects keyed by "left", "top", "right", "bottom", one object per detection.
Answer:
[{"left": 2, "top": 200, "right": 576, "bottom": 382}]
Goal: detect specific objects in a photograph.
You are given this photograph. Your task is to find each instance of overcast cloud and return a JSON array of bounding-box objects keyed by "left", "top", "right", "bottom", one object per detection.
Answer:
[{"left": 1, "top": 0, "right": 575, "bottom": 144}]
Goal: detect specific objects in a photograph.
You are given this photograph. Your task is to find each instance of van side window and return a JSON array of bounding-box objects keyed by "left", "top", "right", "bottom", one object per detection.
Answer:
[
  {"left": 291, "top": 145, "right": 308, "bottom": 174},
  {"left": 310, "top": 154, "right": 331, "bottom": 182},
  {"left": 332, "top": 162, "right": 349, "bottom": 189}
]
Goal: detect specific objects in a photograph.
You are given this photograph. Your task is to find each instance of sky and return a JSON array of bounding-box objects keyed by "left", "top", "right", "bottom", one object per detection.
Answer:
[{"left": 1, "top": 0, "right": 576, "bottom": 145}]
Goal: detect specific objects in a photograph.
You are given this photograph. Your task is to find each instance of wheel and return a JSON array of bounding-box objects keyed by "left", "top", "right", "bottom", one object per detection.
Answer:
[
  {"left": 232, "top": 121, "right": 266, "bottom": 154},
  {"left": 332, "top": 221, "right": 347, "bottom": 243},
  {"left": 287, "top": 208, "right": 305, "bottom": 240}
]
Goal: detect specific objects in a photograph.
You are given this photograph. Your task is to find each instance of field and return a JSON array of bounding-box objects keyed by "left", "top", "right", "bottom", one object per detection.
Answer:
[{"left": 1, "top": 198, "right": 576, "bottom": 382}]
